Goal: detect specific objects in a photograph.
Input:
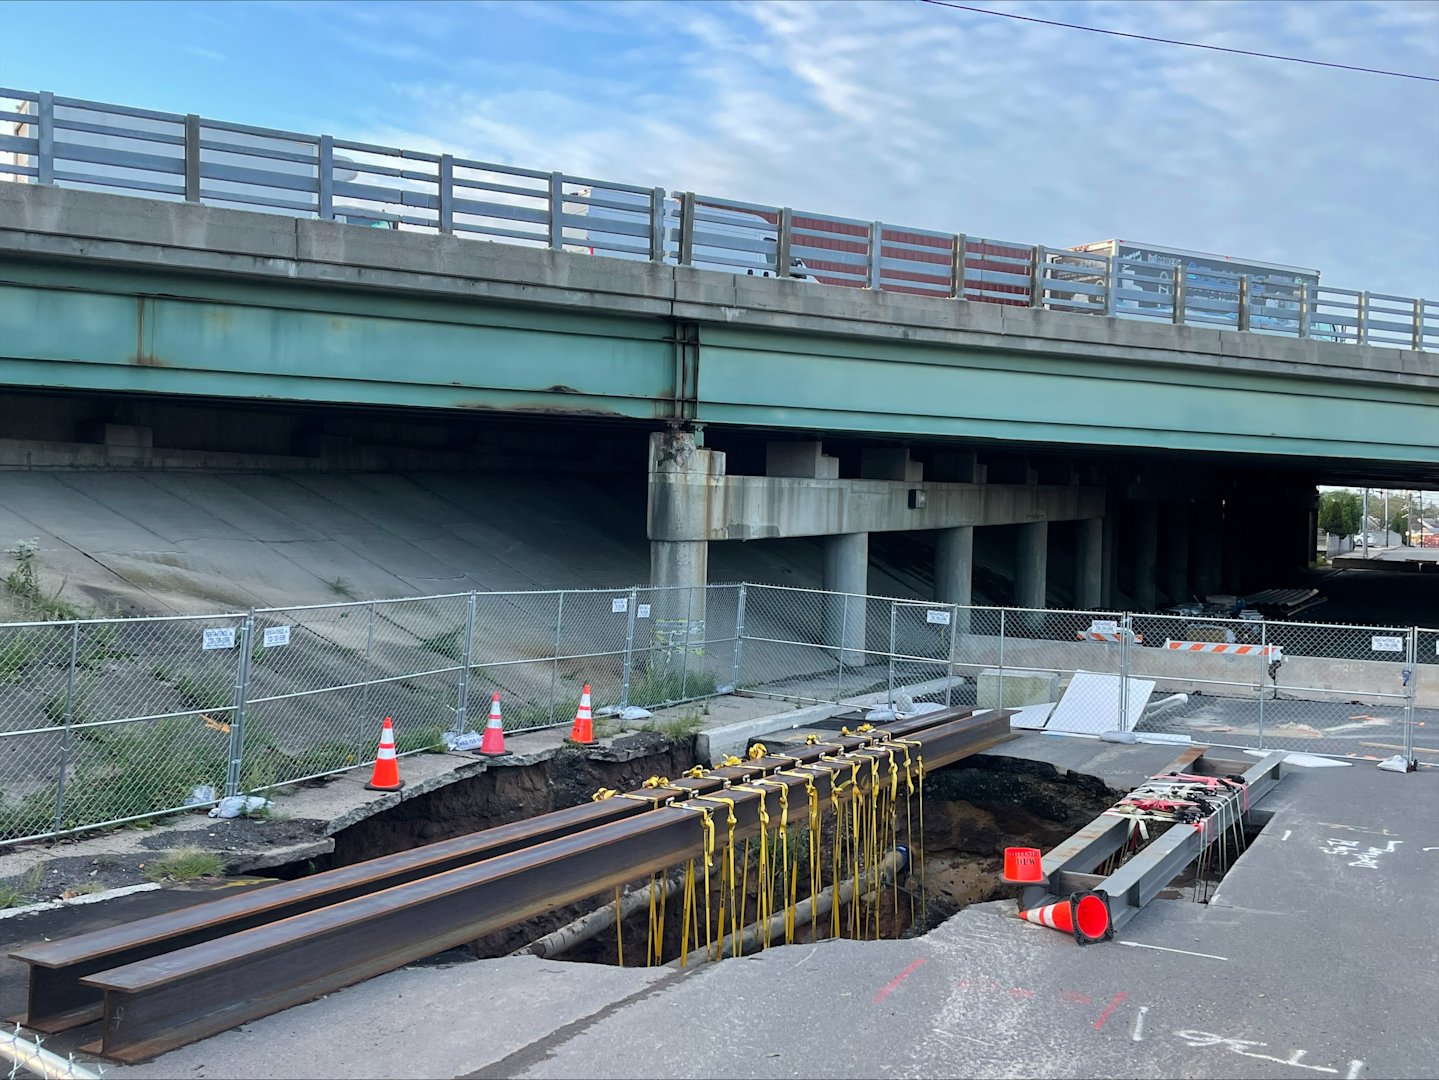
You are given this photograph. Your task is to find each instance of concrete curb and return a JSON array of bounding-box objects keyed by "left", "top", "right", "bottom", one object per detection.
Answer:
[{"left": 0, "top": 882, "right": 162, "bottom": 921}]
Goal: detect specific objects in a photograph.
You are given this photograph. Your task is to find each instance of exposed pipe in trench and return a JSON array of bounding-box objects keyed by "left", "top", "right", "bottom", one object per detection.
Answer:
[
  {"left": 667, "top": 847, "right": 908, "bottom": 970},
  {"left": 511, "top": 872, "right": 685, "bottom": 960}
]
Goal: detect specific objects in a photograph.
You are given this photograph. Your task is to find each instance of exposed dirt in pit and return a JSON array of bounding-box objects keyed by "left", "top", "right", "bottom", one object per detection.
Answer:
[
  {"left": 327, "top": 732, "right": 698, "bottom": 869},
  {"left": 919, "top": 755, "right": 1118, "bottom": 917},
  {"left": 472, "top": 752, "right": 1123, "bottom": 966}
]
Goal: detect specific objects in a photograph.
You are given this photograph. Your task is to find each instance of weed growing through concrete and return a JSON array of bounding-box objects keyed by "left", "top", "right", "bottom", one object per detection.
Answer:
[
  {"left": 0, "top": 864, "right": 45, "bottom": 908},
  {"left": 3, "top": 539, "right": 84, "bottom": 621},
  {"left": 419, "top": 625, "right": 466, "bottom": 661},
  {"left": 627, "top": 665, "right": 718, "bottom": 708},
  {"left": 142, "top": 848, "right": 224, "bottom": 883}
]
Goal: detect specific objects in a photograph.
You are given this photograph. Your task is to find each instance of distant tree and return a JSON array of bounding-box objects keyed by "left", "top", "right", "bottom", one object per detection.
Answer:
[
  {"left": 1389, "top": 509, "right": 1410, "bottom": 545},
  {"left": 1318, "top": 490, "right": 1362, "bottom": 537}
]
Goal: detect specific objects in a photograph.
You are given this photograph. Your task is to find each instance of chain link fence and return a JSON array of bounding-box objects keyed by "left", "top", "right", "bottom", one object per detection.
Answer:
[{"left": 0, "top": 582, "right": 1428, "bottom": 844}]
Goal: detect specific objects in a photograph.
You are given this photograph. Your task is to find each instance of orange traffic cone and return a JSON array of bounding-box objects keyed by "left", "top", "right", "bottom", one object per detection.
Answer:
[
  {"left": 479, "top": 692, "right": 507, "bottom": 756},
  {"left": 1002, "top": 846, "right": 1045, "bottom": 885},
  {"left": 364, "top": 717, "right": 405, "bottom": 791},
  {"left": 569, "top": 684, "right": 594, "bottom": 744},
  {"left": 1017, "top": 890, "right": 1113, "bottom": 945}
]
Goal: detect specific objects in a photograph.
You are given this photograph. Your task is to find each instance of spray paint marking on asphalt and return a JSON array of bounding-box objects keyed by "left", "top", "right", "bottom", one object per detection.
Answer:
[
  {"left": 1093, "top": 991, "right": 1128, "bottom": 1031},
  {"left": 873, "top": 958, "right": 927, "bottom": 1004}
]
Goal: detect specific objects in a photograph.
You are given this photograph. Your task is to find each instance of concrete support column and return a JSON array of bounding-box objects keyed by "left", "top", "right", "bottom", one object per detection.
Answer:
[
  {"left": 935, "top": 525, "right": 973, "bottom": 633},
  {"left": 1163, "top": 500, "right": 1191, "bottom": 604},
  {"left": 1133, "top": 500, "right": 1158, "bottom": 613},
  {"left": 1075, "top": 518, "right": 1103, "bottom": 609},
  {"left": 648, "top": 429, "right": 717, "bottom": 668},
  {"left": 823, "top": 532, "right": 869, "bottom": 666},
  {"left": 1015, "top": 521, "right": 1047, "bottom": 625},
  {"left": 1192, "top": 502, "right": 1223, "bottom": 599}
]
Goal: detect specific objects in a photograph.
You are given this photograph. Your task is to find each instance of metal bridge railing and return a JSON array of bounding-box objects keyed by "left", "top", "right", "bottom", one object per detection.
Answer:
[{"left": 1, "top": 86, "right": 1432, "bottom": 354}]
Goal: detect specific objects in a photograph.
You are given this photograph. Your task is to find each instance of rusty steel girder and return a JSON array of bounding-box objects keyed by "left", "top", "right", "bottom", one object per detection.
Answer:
[{"left": 79, "top": 708, "right": 1012, "bottom": 1062}]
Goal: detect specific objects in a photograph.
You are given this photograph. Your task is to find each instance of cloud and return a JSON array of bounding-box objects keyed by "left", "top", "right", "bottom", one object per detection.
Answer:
[{"left": 349, "top": 0, "right": 1439, "bottom": 297}]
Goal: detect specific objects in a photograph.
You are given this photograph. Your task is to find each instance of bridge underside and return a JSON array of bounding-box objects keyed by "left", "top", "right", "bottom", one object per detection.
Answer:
[{"left": 1, "top": 256, "right": 1435, "bottom": 478}]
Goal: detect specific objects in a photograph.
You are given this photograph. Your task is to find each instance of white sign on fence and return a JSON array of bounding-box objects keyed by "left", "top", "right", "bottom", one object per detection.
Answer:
[
  {"left": 263, "top": 625, "right": 291, "bottom": 648},
  {"left": 1090, "top": 619, "right": 1118, "bottom": 635},
  {"left": 202, "top": 627, "right": 237, "bottom": 651},
  {"left": 612, "top": 597, "right": 628, "bottom": 613},
  {"left": 926, "top": 609, "right": 951, "bottom": 626},
  {"left": 637, "top": 604, "right": 651, "bottom": 619},
  {"left": 1371, "top": 636, "right": 1404, "bottom": 653}
]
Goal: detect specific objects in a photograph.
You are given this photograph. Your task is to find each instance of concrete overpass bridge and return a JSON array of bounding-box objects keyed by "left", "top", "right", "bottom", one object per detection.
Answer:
[{"left": 1, "top": 89, "right": 1436, "bottom": 626}]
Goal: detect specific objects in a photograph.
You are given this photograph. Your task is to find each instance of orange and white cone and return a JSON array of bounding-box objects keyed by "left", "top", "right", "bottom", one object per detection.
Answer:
[
  {"left": 479, "top": 692, "right": 507, "bottom": 756},
  {"left": 569, "top": 684, "right": 594, "bottom": 744},
  {"left": 1017, "top": 891, "right": 1112, "bottom": 944},
  {"left": 364, "top": 717, "right": 405, "bottom": 791}
]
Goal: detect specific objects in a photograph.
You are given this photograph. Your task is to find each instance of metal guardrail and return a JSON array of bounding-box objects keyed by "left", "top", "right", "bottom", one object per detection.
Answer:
[{"left": 1, "top": 87, "right": 1433, "bottom": 353}]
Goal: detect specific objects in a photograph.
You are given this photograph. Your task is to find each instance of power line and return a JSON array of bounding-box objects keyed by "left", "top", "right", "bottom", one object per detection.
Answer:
[{"left": 916, "top": 0, "right": 1439, "bottom": 83}]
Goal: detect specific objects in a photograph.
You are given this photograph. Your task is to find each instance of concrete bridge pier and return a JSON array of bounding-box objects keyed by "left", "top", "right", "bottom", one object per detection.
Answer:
[
  {"left": 647, "top": 430, "right": 716, "bottom": 671},
  {"left": 1132, "top": 501, "right": 1159, "bottom": 613},
  {"left": 1015, "top": 521, "right": 1048, "bottom": 628},
  {"left": 1074, "top": 518, "right": 1103, "bottom": 609},
  {"left": 1192, "top": 500, "right": 1223, "bottom": 599},
  {"left": 935, "top": 525, "right": 974, "bottom": 633},
  {"left": 823, "top": 533, "right": 869, "bottom": 667}
]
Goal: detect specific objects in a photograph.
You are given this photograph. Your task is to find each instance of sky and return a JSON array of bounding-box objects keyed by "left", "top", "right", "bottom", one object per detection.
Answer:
[{"left": 1, "top": 0, "right": 1436, "bottom": 297}]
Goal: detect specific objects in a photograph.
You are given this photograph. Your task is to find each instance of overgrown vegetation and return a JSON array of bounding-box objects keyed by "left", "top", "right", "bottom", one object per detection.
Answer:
[
  {"left": 0, "top": 864, "right": 45, "bottom": 909},
  {"left": 0, "top": 630, "right": 41, "bottom": 683},
  {"left": 142, "top": 848, "right": 224, "bottom": 883},
  {"left": 3, "top": 539, "right": 84, "bottom": 621},
  {"left": 626, "top": 664, "right": 718, "bottom": 708}
]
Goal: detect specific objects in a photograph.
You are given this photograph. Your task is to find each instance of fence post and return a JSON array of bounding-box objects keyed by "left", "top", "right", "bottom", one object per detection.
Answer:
[
  {"left": 1297, "top": 283, "right": 1311, "bottom": 339},
  {"left": 1102, "top": 254, "right": 1116, "bottom": 317},
  {"left": 225, "top": 613, "right": 255, "bottom": 798},
  {"left": 1029, "top": 246, "right": 1044, "bottom": 309},
  {"left": 1237, "top": 275, "right": 1251, "bottom": 332},
  {"left": 835, "top": 595, "right": 850, "bottom": 704},
  {"left": 36, "top": 91, "right": 54, "bottom": 185},
  {"left": 51, "top": 623, "right": 81, "bottom": 833},
  {"left": 678, "top": 193, "right": 695, "bottom": 267},
  {"left": 867, "top": 221, "right": 883, "bottom": 290},
  {"left": 548, "top": 172, "right": 564, "bottom": 250},
  {"left": 183, "top": 114, "right": 201, "bottom": 203},
  {"left": 317, "top": 134, "right": 334, "bottom": 220},
  {"left": 357, "top": 601, "right": 376, "bottom": 757},
  {"left": 1172, "top": 266, "right": 1186, "bottom": 325},
  {"left": 620, "top": 588, "right": 638, "bottom": 708},
  {"left": 886, "top": 602, "right": 898, "bottom": 708},
  {"left": 1357, "top": 291, "right": 1369, "bottom": 345},
  {"left": 453, "top": 591, "right": 477, "bottom": 736},
  {"left": 731, "top": 583, "right": 747, "bottom": 691},
  {"left": 997, "top": 607, "right": 1006, "bottom": 696},
  {"left": 438, "top": 154, "right": 454, "bottom": 235},
  {"left": 1119, "top": 614, "right": 1132, "bottom": 732},
  {"left": 946, "top": 604, "right": 960, "bottom": 707},
  {"left": 550, "top": 592, "right": 565, "bottom": 726},
  {"left": 1256, "top": 620, "right": 1267, "bottom": 750},
  {"left": 649, "top": 186, "right": 667, "bottom": 262},
  {"left": 1403, "top": 629, "right": 1417, "bottom": 761},
  {"left": 1413, "top": 299, "right": 1425, "bottom": 352},
  {"left": 951, "top": 233, "right": 967, "bottom": 299},
  {"left": 776, "top": 207, "right": 793, "bottom": 278}
]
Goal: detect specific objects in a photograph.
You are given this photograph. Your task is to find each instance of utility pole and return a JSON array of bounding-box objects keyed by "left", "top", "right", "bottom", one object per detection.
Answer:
[{"left": 1362, "top": 488, "right": 1369, "bottom": 557}]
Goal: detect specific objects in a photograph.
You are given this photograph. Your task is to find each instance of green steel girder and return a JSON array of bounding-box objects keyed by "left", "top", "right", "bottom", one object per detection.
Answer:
[{"left": 1, "top": 257, "right": 1435, "bottom": 467}]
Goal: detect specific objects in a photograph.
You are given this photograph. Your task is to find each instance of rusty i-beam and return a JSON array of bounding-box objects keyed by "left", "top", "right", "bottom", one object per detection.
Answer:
[{"left": 17, "top": 706, "right": 1012, "bottom": 1063}]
